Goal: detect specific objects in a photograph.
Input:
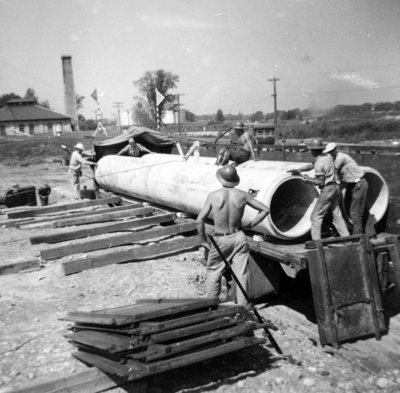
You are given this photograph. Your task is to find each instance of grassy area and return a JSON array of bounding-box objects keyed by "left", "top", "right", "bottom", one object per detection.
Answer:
[{"left": 0, "top": 131, "right": 114, "bottom": 166}]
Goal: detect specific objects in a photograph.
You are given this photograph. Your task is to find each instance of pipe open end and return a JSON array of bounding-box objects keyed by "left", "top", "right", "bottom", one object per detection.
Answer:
[{"left": 269, "top": 177, "right": 318, "bottom": 238}]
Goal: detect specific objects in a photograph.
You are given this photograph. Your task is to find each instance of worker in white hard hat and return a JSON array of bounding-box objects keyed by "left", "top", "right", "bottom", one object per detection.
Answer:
[
  {"left": 196, "top": 165, "right": 270, "bottom": 307},
  {"left": 323, "top": 142, "right": 372, "bottom": 234},
  {"left": 287, "top": 138, "right": 349, "bottom": 240},
  {"left": 68, "top": 143, "right": 93, "bottom": 199}
]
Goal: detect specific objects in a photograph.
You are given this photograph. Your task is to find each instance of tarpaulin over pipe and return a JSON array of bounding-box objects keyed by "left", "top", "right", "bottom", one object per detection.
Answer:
[{"left": 95, "top": 154, "right": 318, "bottom": 240}]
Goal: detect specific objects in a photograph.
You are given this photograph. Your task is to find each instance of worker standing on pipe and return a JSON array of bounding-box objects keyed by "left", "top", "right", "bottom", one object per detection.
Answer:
[
  {"left": 69, "top": 143, "right": 93, "bottom": 200},
  {"left": 215, "top": 122, "right": 257, "bottom": 166},
  {"left": 196, "top": 165, "right": 270, "bottom": 307},
  {"left": 117, "top": 137, "right": 151, "bottom": 157},
  {"left": 323, "top": 142, "right": 372, "bottom": 235},
  {"left": 287, "top": 138, "right": 349, "bottom": 240}
]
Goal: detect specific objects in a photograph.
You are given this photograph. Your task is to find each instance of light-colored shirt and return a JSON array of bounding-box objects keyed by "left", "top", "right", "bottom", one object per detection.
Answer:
[
  {"left": 117, "top": 143, "right": 148, "bottom": 157},
  {"left": 69, "top": 150, "right": 84, "bottom": 171},
  {"left": 313, "top": 153, "right": 336, "bottom": 186},
  {"left": 334, "top": 152, "right": 364, "bottom": 183}
]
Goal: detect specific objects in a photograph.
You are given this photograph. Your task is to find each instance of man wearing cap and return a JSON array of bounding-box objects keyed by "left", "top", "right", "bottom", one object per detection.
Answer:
[
  {"left": 68, "top": 143, "right": 93, "bottom": 200},
  {"left": 216, "top": 122, "right": 257, "bottom": 166},
  {"left": 196, "top": 165, "right": 270, "bottom": 307},
  {"left": 288, "top": 138, "right": 349, "bottom": 240},
  {"left": 324, "top": 143, "right": 369, "bottom": 234},
  {"left": 117, "top": 138, "right": 151, "bottom": 157}
]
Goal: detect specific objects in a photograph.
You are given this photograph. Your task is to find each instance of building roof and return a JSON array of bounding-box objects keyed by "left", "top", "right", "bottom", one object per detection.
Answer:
[{"left": 0, "top": 99, "right": 71, "bottom": 122}]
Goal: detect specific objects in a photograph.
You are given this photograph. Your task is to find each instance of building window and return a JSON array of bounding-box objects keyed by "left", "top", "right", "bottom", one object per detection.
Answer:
[
  {"left": 19, "top": 124, "right": 25, "bottom": 133},
  {"left": 47, "top": 123, "right": 53, "bottom": 133},
  {"left": 29, "top": 124, "right": 35, "bottom": 134},
  {"left": 0, "top": 125, "right": 5, "bottom": 136}
]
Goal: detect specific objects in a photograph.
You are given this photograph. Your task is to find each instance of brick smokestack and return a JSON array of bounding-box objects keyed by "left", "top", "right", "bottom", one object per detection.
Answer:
[{"left": 61, "top": 55, "right": 78, "bottom": 131}]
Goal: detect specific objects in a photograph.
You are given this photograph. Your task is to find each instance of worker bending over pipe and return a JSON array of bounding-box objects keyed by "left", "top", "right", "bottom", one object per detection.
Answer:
[
  {"left": 288, "top": 138, "right": 349, "bottom": 240},
  {"left": 196, "top": 165, "right": 270, "bottom": 307}
]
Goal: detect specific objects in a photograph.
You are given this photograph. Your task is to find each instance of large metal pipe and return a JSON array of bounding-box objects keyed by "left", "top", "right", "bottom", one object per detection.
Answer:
[{"left": 95, "top": 154, "right": 319, "bottom": 240}]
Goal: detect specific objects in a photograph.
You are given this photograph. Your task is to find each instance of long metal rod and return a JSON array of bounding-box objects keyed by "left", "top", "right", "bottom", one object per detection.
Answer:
[{"left": 208, "top": 235, "right": 283, "bottom": 354}]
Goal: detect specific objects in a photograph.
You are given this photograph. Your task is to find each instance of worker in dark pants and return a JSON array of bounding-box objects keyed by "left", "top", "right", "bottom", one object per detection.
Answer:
[
  {"left": 288, "top": 138, "right": 349, "bottom": 240},
  {"left": 323, "top": 142, "right": 372, "bottom": 235},
  {"left": 215, "top": 122, "right": 257, "bottom": 166},
  {"left": 196, "top": 165, "right": 270, "bottom": 307}
]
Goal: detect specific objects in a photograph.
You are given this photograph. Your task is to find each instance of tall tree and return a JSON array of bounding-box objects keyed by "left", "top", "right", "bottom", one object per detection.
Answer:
[
  {"left": 133, "top": 70, "right": 179, "bottom": 127},
  {"left": 0, "top": 92, "right": 21, "bottom": 108},
  {"left": 215, "top": 109, "right": 224, "bottom": 122},
  {"left": 76, "top": 94, "right": 85, "bottom": 111}
]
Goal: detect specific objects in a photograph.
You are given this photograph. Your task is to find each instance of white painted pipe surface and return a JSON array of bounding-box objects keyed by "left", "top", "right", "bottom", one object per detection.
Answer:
[
  {"left": 236, "top": 160, "right": 389, "bottom": 224},
  {"left": 95, "top": 154, "right": 319, "bottom": 240}
]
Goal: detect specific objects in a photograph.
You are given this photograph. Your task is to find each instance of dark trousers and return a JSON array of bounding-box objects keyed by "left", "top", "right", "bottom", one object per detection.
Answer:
[{"left": 346, "top": 178, "right": 368, "bottom": 234}]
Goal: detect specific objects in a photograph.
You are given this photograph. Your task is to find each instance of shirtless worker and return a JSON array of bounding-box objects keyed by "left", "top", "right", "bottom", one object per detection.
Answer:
[
  {"left": 196, "top": 165, "right": 270, "bottom": 307},
  {"left": 215, "top": 122, "right": 257, "bottom": 166}
]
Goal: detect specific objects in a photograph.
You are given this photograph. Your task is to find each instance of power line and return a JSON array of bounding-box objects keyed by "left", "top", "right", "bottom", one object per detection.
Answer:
[
  {"left": 112, "top": 102, "right": 124, "bottom": 133},
  {"left": 268, "top": 77, "right": 279, "bottom": 141}
]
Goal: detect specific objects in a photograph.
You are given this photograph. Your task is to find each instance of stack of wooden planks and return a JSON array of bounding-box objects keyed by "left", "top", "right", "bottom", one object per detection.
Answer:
[
  {"left": 0, "top": 195, "right": 202, "bottom": 276},
  {"left": 54, "top": 298, "right": 266, "bottom": 391}
]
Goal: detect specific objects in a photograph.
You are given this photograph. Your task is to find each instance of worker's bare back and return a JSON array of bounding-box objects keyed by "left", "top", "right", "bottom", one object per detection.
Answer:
[{"left": 198, "top": 187, "right": 269, "bottom": 234}]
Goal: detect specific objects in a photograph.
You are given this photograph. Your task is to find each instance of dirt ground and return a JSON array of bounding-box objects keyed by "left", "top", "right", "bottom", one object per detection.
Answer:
[{"left": 1, "top": 161, "right": 400, "bottom": 393}]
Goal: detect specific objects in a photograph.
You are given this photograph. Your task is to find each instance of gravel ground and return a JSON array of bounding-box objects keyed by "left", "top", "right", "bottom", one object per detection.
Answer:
[{"left": 0, "top": 163, "right": 400, "bottom": 392}]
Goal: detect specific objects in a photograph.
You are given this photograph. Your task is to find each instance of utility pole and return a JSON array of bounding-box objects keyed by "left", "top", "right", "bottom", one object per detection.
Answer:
[
  {"left": 113, "top": 102, "right": 124, "bottom": 133},
  {"left": 268, "top": 77, "right": 279, "bottom": 144},
  {"left": 174, "top": 94, "right": 184, "bottom": 136}
]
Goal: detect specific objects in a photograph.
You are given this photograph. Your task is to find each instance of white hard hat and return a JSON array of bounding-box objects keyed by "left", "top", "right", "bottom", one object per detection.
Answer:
[
  {"left": 323, "top": 142, "right": 337, "bottom": 154},
  {"left": 75, "top": 143, "right": 84, "bottom": 151}
]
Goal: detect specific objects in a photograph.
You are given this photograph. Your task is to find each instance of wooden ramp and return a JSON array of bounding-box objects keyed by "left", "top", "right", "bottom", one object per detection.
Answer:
[{"left": 0, "top": 197, "right": 202, "bottom": 276}]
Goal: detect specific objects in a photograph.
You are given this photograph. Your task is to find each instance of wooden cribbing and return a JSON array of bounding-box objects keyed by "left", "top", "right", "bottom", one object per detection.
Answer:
[
  {"left": 29, "top": 213, "right": 175, "bottom": 245},
  {"left": 41, "top": 221, "right": 197, "bottom": 260},
  {"left": 61, "top": 234, "right": 202, "bottom": 275},
  {"left": 7, "top": 196, "right": 122, "bottom": 219},
  {"left": 20, "top": 203, "right": 142, "bottom": 229},
  {"left": 53, "top": 206, "right": 152, "bottom": 228}
]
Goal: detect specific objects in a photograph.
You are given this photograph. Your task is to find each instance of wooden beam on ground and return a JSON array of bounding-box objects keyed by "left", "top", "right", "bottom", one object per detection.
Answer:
[
  {"left": 11, "top": 367, "right": 145, "bottom": 393},
  {"left": 41, "top": 221, "right": 197, "bottom": 260},
  {"left": 0, "top": 258, "right": 40, "bottom": 275},
  {"left": 29, "top": 213, "right": 176, "bottom": 245},
  {"left": 20, "top": 203, "right": 142, "bottom": 229},
  {"left": 62, "top": 234, "right": 202, "bottom": 275},
  {"left": 53, "top": 206, "right": 152, "bottom": 228},
  {"left": 7, "top": 196, "right": 122, "bottom": 219}
]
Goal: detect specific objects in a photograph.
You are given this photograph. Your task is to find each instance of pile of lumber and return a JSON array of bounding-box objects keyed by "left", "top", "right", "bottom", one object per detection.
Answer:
[
  {"left": 59, "top": 298, "right": 265, "bottom": 388},
  {"left": 0, "top": 195, "right": 202, "bottom": 276}
]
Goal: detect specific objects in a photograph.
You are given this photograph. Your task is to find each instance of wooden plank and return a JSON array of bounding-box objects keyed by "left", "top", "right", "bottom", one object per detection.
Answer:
[
  {"left": 20, "top": 203, "right": 142, "bottom": 229},
  {"left": 7, "top": 196, "right": 122, "bottom": 219},
  {"left": 29, "top": 213, "right": 175, "bottom": 245},
  {"left": 53, "top": 206, "right": 153, "bottom": 228},
  {"left": 73, "top": 336, "right": 265, "bottom": 379},
  {"left": 0, "top": 258, "right": 40, "bottom": 275},
  {"left": 11, "top": 367, "right": 134, "bottom": 393},
  {"left": 143, "top": 321, "right": 257, "bottom": 361},
  {"left": 64, "top": 330, "right": 134, "bottom": 353},
  {"left": 61, "top": 234, "right": 202, "bottom": 275},
  {"left": 137, "top": 305, "right": 244, "bottom": 334},
  {"left": 150, "top": 318, "right": 241, "bottom": 343},
  {"left": 247, "top": 237, "right": 307, "bottom": 268},
  {"left": 41, "top": 221, "right": 197, "bottom": 260},
  {"left": 60, "top": 298, "right": 219, "bottom": 325}
]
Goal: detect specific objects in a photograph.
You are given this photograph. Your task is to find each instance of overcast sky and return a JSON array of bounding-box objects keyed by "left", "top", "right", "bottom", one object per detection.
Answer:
[{"left": 0, "top": 0, "right": 399, "bottom": 120}]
